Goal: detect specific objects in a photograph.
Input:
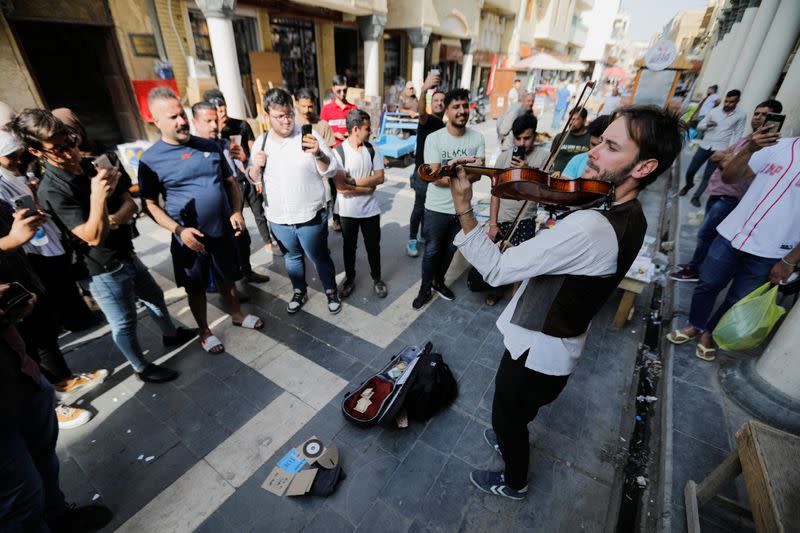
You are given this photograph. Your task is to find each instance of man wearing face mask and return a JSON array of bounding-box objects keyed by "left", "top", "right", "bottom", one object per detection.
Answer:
[{"left": 139, "top": 88, "right": 263, "bottom": 356}]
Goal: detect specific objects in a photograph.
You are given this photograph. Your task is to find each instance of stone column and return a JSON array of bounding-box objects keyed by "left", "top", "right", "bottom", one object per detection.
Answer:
[
  {"left": 460, "top": 39, "right": 474, "bottom": 91},
  {"left": 407, "top": 27, "right": 432, "bottom": 97},
  {"left": 720, "top": 1, "right": 758, "bottom": 92},
  {"left": 507, "top": 0, "right": 528, "bottom": 64},
  {"left": 740, "top": 0, "right": 800, "bottom": 115},
  {"left": 775, "top": 53, "right": 800, "bottom": 136},
  {"left": 726, "top": 0, "right": 781, "bottom": 94},
  {"left": 357, "top": 14, "right": 386, "bottom": 100},
  {"left": 756, "top": 303, "right": 800, "bottom": 400},
  {"left": 196, "top": 0, "right": 246, "bottom": 119}
]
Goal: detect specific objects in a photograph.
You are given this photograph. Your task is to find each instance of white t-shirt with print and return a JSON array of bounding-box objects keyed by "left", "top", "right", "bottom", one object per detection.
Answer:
[
  {"left": 716, "top": 137, "right": 800, "bottom": 259},
  {"left": 332, "top": 141, "right": 384, "bottom": 219}
]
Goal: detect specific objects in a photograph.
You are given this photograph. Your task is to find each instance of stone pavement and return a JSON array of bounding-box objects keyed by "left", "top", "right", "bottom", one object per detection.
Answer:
[
  {"left": 657, "top": 147, "right": 798, "bottom": 533},
  {"left": 54, "top": 119, "right": 656, "bottom": 532}
]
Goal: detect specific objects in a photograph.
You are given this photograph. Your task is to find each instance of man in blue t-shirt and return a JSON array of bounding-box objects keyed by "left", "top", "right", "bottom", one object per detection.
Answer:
[{"left": 139, "top": 88, "right": 264, "bottom": 354}]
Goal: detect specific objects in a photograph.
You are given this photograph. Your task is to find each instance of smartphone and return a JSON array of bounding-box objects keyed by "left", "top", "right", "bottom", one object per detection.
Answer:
[
  {"left": 763, "top": 113, "right": 785, "bottom": 134},
  {"left": 0, "top": 282, "right": 33, "bottom": 314},
  {"left": 93, "top": 154, "right": 114, "bottom": 170},
  {"left": 301, "top": 124, "right": 313, "bottom": 151},
  {"left": 13, "top": 195, "right": 36, "bottom": 216},
  {"left": 512, "top": 145, "right": 526, "bottom": 161},
  {"left": 430, "top": 68, "right": 440, "bottom": 76}
]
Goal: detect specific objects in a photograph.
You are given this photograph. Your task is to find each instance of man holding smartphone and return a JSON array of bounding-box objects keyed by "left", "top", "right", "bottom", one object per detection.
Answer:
[
  {"left": 140, "top": 88, "right": 263, "bottom": 355},
  {"left": 667, "top": 114, "right": 799, "bottom": 362},
  {"left": 250, "top": 88, "right": 343, "bottom": 315},
  {"left": 13, "top": 109, "right": 190, "bottom": 383}
]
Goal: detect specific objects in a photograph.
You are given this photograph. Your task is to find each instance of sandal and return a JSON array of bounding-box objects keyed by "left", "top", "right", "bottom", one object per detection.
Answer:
[
  {"left": 202, "top": 335, "right": 224, "bottom": 354},
  {"left": 666, "top": 329, "right": 697, "bottom": 345},
  {"left": 695, "top": 344, "right": 717, "bottom": 361},
  {"left": 232, "top": 314, "right": 264, "bottom": 330}
]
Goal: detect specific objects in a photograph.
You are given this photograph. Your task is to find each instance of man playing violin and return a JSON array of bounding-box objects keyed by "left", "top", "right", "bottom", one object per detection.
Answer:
[{"left": 448, "top": 106, "right": 684, "bottom": 500}]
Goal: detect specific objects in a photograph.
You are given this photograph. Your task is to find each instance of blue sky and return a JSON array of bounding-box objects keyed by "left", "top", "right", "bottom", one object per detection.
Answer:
[{"left": 621, "top": 0, "right": 710, "bottom": 42}]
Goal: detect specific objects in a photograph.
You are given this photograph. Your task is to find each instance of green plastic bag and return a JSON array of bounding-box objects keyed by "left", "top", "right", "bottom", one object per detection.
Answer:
[{"left": 712, "top": 282, "right": 786, "bottom": 351}]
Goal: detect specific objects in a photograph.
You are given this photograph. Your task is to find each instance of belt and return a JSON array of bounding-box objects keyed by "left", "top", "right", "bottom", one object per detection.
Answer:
[{"left": 710, "top": 195, "right": 738, "bottom": 202}]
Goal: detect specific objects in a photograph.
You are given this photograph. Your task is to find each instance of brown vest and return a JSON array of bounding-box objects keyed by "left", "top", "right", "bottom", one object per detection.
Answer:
[{"left": 510, "top": 200, "right": 647, "bottom": 338}]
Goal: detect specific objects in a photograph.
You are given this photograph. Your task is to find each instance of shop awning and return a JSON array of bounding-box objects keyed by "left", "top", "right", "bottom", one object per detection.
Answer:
[
  {"left": 511, "top": 51, "right": 586, "bottom": 72},
  {"left": 602, "top": 66, "right": 633, "bottom": 79}
]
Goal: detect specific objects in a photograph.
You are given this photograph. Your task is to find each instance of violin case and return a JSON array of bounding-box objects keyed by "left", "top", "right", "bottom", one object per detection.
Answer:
[{"left": 341, "top": 343, "right": 430, "bottom": 427}]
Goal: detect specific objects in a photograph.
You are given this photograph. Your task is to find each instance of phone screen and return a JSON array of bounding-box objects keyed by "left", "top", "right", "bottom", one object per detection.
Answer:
[{"left": 763, "top": 113, "right": 785, "bottom": 134}]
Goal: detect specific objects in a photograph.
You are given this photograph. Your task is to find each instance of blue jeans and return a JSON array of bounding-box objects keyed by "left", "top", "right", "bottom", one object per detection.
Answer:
[
  {"left": 684, "top": 146, "right": 716, "bottom": 193},
  {"left": 269, "top": 209, "right": 337, "bottom": 293},
  {"left": 686, "top": 195, "right": 738, "bottom": 270},
  {"left": 420, "top": 208, "right": 461, "bottom": 288},
  {"left": 87, "top": 255, "right": 177, "bottom": 372},
  {"left": 689, "top": 236, "right": 776, "bottom": 333},
  {"left": 552, "top": 107, "right": 567, "bottom": 129},
  {"left": 0, "top": 377, "right": 65, "bottom": 532}
]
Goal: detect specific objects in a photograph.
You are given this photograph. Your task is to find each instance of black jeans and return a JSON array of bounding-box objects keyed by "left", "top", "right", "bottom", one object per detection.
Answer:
[
  {"left": 238, "top": 179, "right": 273, "bottom": 244},
  {"left": 340, "top": 214, "right": 381, "bottom": 281},
  {"left": 328, "top": 178, "right": 340, "bottom": 225},
  {"left": 684, "top": 146, "right": 717, "bottom": 195},
  {"left": 420, "top": 208, "right": 461, "bottom": 289},
  {"left": 27, "top": 253, "right": 96, "bottom": 332},
  {"left": 491, "top": 350, "right": 570, "bottom": 490},
  {"left": 17, "top": 291, "right": 73, "bottom": 384},
  {"left": 409, "top": 171, "right": 428, "bottom": 239}
]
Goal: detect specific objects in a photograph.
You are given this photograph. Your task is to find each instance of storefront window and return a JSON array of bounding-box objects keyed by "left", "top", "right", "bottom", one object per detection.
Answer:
[{"left": 271, "top": 18, "right": 319, "bottom": 101}]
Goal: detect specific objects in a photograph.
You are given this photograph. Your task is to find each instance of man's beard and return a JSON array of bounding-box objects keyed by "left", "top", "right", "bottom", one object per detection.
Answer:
[{"left": 587, "top": 160, "right": 636, "bottom": 185}]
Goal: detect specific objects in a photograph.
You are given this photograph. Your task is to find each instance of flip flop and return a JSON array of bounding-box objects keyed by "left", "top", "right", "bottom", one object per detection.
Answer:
[
  {"left": 666, "top": 329, "right": 697, "bottom": 345},
  {"left": 202, "top": 335, "right": 224, "bottom": 354},
  {"left": 233, "top": 314, "right": 264, "bottom": 330},
  {"left": 695, "top": 344, "right": 717, "bottom": 361}
]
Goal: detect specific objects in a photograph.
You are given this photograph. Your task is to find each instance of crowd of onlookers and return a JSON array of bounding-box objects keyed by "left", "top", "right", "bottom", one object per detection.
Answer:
[{"left": 1, "top": 68, "right": 796, "bottom": 529}]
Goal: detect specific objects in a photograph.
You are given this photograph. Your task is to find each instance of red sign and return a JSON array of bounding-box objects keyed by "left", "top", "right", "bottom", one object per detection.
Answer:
[{"left": 132, "top": 79, "right": 180, "bottom": 122}]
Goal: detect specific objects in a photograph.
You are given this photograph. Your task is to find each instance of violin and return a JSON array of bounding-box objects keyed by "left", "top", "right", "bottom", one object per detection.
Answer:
[
  {"left": 416, "top": 81, "right": 613, "bottom": 210},
  {"left": 416, "top": 164, "right": 614, "bottom": 208}
]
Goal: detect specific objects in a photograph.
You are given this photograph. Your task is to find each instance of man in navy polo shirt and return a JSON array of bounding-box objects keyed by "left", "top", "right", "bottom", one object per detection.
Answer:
[{"left": 139, "top": 88, "right": 263, "bottom": 354}]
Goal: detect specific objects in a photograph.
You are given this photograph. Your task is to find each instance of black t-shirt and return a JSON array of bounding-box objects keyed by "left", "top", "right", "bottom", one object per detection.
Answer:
[
  {"left": 220, "top": 117, "right": 255, "bottom": 159},
  {"left": 37, "top": 160, "right": 133, "bottom": 277},
  {"left": 414, "top": 114, "right": 445, "bottom": 169}
]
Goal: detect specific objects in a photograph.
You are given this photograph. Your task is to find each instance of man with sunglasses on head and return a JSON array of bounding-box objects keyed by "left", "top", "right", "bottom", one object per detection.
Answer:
[
  {"left": 250, "top": 89, "right": 343, "bottom": 315},
  {"left": 320, "top": 75, "right": 357, "bottom": 232},
  {"left": 13, "top": 109, "right": 190, "bottom": 383}
]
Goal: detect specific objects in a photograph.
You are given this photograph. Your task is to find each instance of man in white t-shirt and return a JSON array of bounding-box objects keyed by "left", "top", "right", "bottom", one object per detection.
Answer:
[
  {"left": 667, "top": 127, "right": 800, "bottom": 361},
  {"left": 332, "top": 109, "right": 388, "bottom": 298}
]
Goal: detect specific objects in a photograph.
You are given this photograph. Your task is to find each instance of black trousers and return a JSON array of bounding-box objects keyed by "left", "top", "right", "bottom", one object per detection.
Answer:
[
  {"left": 409, "top": 171, "right": 428, "bottom": 239},
  {"left": 27, "top": 253, "right": 96, "bottom": 332},
  {"left": 17, "top": 293, "right": 72, "bottom": 384},
  {"left": 238, "top": 179, "right": 273, "bottom": 245},
  {"left": 340, "top": 214, "right": 381, "bottom": 281},
  {"left": 491, "top": 349, "right": 570, "bottom": 490},
  {"left": 328, "top": 178, "right": 340, "bottom": 224}
]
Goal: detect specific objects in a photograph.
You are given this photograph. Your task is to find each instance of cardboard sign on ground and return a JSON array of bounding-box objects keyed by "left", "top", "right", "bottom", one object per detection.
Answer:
[{"left": 262, "top": 436, "right": 339, "bottom": 497}]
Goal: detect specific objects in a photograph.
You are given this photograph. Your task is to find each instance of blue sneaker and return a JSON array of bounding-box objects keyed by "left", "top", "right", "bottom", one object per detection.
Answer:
[
  {"left": 406, "top": 239, "right": 419, "bottom": 257},
  {"left": 470, "top": 470, "right": 528, "bottom": 500},
  {"left": 484, "top": 428, "right": 502, "bottom": 456}
]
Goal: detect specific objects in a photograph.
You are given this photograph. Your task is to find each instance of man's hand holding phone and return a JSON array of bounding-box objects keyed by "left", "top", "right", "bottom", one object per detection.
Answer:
[
  {"left": 7, "top": 209, "right": 44, "bottom": 249},
  {"left": 0, "top": 282, "right": 36, "bottom": 325},
  {"left": 748, "top": 125, "right": 781, "bottom": 153},
  {"left": 423, "top": 72, "right": 441, "bottom": 92}
]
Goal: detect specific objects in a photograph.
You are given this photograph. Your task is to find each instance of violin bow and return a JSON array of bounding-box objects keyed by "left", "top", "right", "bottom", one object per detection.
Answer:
[{"left": 497, "top": 80, "right": 597, "bottom": 249}]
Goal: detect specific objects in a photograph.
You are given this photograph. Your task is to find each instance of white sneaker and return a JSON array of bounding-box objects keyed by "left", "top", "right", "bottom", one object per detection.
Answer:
[{"left": 56, "top": 404, "right": 92, "bottom": 429}]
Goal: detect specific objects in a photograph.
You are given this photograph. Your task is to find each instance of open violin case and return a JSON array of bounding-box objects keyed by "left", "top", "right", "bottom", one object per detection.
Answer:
[{"left": 341, "top": 343, "right": 431, "bottom": 427}]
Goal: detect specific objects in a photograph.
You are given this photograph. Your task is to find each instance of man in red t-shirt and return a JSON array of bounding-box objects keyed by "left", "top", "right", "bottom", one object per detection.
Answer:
[{"left": 320, "top": 74, "right": 357, "bottom": 230}]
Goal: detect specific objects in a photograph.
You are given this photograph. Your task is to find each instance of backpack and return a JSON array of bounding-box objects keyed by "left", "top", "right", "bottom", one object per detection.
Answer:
[
  {"left": 334, "top": 141, "right": 375, "bottom": 170},
  {"left": 404, "top": 348, "right": 458, "bottom": 422}
]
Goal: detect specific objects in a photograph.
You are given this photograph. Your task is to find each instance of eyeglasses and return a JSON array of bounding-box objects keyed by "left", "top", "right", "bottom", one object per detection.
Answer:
[
  {"left": 268, "top": 113, "right": 295, "bottom": 123},
  {"left": 41, "top": 133, "right": 78, "bottom": 154}
]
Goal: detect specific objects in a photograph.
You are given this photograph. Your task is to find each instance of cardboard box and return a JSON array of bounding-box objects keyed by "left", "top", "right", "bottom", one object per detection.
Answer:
[{"left": 262, "top": 437, "right": 339, "bottom": 497}]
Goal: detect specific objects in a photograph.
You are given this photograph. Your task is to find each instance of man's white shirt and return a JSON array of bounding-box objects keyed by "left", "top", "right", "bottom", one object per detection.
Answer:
[
  {"left": 251, "top": 125, "right": 339, "bottom": 225},
  {"left": 697, "top": 106, "right": 747, "bottom": 151},
  {"left": 717, "top": 137, "right": 800, "bottom": 259},
  {"left": 332, "top": 141, "right": 384, "bottom": 219}
]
